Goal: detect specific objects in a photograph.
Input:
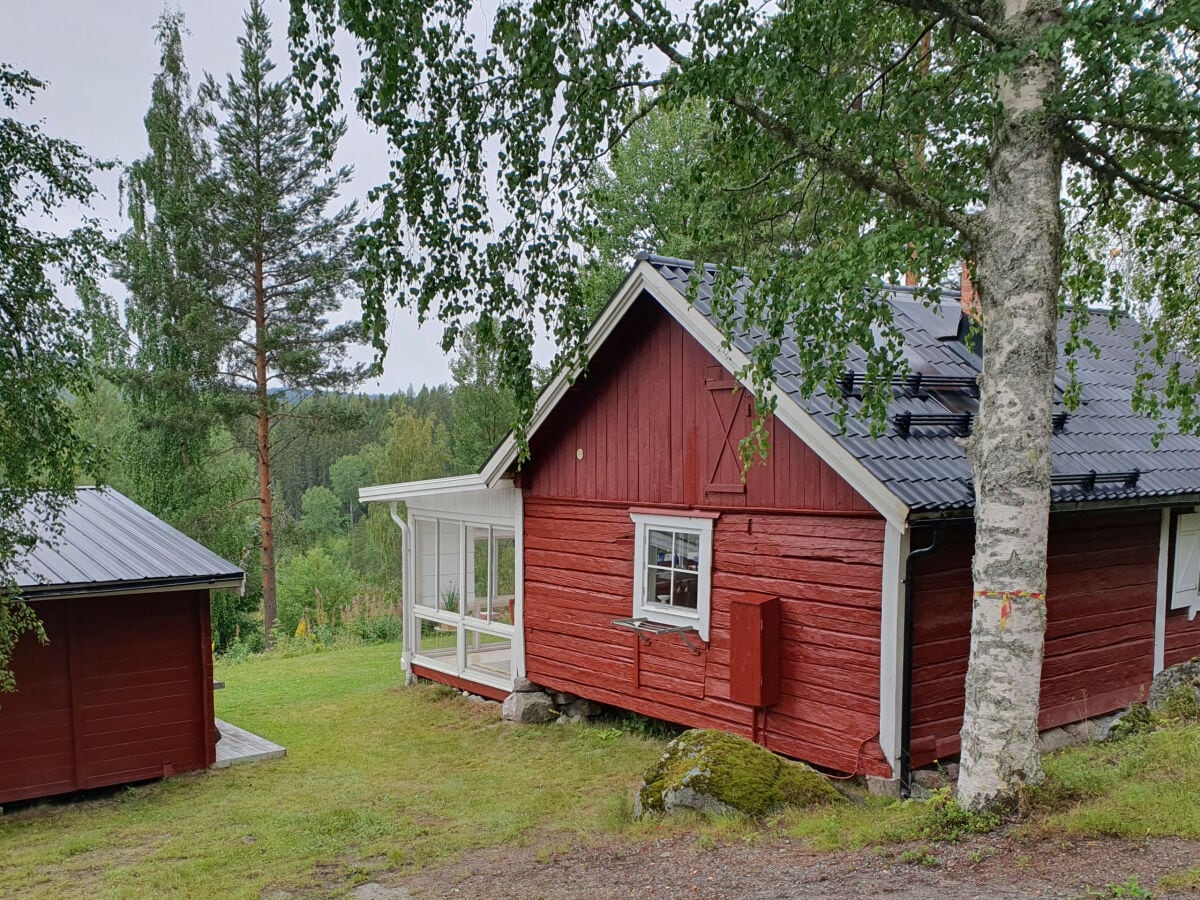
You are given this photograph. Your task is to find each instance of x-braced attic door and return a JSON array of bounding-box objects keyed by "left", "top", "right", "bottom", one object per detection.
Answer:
[{"left": 705, "top": 365, "right": 749, "bottom": 495}]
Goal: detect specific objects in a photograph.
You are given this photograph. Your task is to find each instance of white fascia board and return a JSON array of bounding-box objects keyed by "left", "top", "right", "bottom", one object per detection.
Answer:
[
  {"left": 359, "top": 474, "right": 486, "bottom": 504},
  {"left": 639, "top": 264, "right": 909, "bottom": 527}
]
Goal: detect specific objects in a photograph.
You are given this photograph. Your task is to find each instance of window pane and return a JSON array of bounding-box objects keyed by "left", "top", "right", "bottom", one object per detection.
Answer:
[
  {"left": 494, "top": 532, "right": 518, "bottom": 602},
  {"left": 648, "top": 529, "right": 673, "bottom": 567},
  {"left": 416, "top": 617, "right": 456, "bottom": 657},
  {"left": 466, "top": 627, "right": 511, "bottom": 679},
  {"left": 438, "top": 521, "right": 460, "bottom": 613},
  {"left": 469, "top": 525, "right": 490, "bottom": 618},
  {"left": 676, "top": 532, "right": 700, "bottom": 571},
  {"left": 672, "top": 572, "right": 699, "bottom": 609},
  {"left": 646, "top": 566, "right": 672, "bottom": 606},
  {"left": 415, "top": 519, "right": 438, "bottom": 609}
]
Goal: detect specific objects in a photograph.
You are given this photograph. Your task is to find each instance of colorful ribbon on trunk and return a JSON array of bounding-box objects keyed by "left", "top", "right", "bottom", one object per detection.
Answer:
[{"left": 973, "top": 589, "right": 1046, "bottom": 630}]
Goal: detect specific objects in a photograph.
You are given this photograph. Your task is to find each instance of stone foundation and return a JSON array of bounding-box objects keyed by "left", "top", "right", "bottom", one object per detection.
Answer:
[{"left": 501, "top": 679, "right": 605, "bottom": 725}]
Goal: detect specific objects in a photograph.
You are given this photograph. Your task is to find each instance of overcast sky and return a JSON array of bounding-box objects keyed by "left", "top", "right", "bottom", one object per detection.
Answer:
[{"left": 2, "top": 0, "right": 477, "bottom": 393}]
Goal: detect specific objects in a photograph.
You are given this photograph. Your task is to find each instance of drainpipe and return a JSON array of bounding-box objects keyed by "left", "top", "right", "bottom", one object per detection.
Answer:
[
  {"left": 389, "top": 502, "right": 415, "bottom": 685},
  {"left": 900, "top": 523, "right": 945, "bottom": 798}
]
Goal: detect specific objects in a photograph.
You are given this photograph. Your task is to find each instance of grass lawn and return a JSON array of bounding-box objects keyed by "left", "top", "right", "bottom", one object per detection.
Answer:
[
  {"left": 2, "top": 641, "right": 1199, "bottom": 898},
  {"left": 0, "top": 643, "right": 665, "bottom": 898}
]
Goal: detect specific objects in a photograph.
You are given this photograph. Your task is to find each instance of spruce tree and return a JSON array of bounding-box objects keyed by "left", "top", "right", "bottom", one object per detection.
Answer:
[{"left": 201, "top": 0, "right": 365, "bottom": 644}]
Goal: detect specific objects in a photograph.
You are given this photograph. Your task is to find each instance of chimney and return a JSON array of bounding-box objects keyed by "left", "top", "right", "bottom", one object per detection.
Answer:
[{"left": 960, "top": 260, "right": 980, "bottom": 320}]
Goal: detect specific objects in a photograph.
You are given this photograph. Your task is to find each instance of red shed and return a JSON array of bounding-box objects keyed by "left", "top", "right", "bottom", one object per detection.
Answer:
[
  {"left": 362, "top": 254, "right": 1200, "bottom": 789},
  {"left": 0, "top": 488, "right": 244, "bottom": 805}
]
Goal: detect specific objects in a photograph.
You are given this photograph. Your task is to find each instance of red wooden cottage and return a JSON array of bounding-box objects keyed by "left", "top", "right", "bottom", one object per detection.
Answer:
[
  {"left": 0, "top": 488, "right": 244, "bottom": 805},
  {"left": 361, "top": 253, "right": 1200, "bottom": 788}
]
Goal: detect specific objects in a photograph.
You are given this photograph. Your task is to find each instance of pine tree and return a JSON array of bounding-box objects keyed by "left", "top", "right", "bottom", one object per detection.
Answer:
[
  {"left": 200, "top": 0, "right": 366, "bottom": 644},
  {"left": 449, "top": 325, "right": 521, "bottom": 474}
]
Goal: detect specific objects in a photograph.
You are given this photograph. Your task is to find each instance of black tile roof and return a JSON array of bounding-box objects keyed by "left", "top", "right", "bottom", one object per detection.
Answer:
[
  {"left": 643, "top": 253, "right": 1200, "bottom": 514},
  {"left": 14, "top": 488, "right": 245, "bottom": 599}
]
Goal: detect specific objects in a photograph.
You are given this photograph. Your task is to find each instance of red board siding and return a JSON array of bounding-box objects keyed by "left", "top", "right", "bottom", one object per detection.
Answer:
[
  {"left": 523, "top": 497, "right": 891, "bottom": 775},
  {"left": 0, "top": 590, "right": 215, "bottom": 804},
  {"left": 525, "top": 296, "right": 876, "bottom": 514},
  {"left": 1165, "top": 608, "right": 1200, "bottom": 668},
  {"left": 909, "top": 510, "right": 1161, "bottom": 767}
]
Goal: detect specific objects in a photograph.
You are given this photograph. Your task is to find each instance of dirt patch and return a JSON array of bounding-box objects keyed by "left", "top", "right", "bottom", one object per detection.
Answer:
[{"left": 384, "top": 832, "right": 1200, "bottom": 899}]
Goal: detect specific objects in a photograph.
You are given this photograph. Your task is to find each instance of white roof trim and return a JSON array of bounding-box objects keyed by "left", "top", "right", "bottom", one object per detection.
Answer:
[
  {"left": 479, "top": 260, "right": 909, "bottom": 526},
  {"left": 360, "top": 473, "right": 488, "bottom": 503}
]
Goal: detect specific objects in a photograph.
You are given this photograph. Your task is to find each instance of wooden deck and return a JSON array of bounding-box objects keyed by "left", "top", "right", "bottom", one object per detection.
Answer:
[{"left": 212, "top": 719, "right": 286, "bottom": 769}]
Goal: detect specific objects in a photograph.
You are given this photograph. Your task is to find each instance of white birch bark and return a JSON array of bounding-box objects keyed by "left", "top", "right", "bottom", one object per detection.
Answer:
[{"left": 956, "top": 0, "right": 1064, "bottom": 810}]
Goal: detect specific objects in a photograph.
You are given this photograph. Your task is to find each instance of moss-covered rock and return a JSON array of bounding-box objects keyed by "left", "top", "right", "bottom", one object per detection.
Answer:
[{"left": 634, "top": 728, "right": 841, "bottom": 819}]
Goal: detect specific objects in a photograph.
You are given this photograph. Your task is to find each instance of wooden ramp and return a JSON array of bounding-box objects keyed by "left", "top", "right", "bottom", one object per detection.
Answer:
[{"left": 212, "top": 719, "right": 287, "bottom": 769}]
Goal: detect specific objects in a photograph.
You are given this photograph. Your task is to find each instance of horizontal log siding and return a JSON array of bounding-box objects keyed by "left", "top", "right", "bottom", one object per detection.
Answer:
[
  {"left": 909, "top": 510, "right": 1161, "bottom": 766},
  {"left": 525, "top": 296, "right": 875, "bottom": 514},
  {"left": 523, "top": 497, "right": 891, "bottom": 775},
  {"left": 1165, "top": 609, "right": 1200, "bottom": 668}
]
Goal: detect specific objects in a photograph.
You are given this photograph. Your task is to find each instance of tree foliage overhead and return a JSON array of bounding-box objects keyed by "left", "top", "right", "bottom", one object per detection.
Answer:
[
  {"left": 0, "top": 64, "right": 110, "bottom": 692},
  {"left": 292, "top": 0, "right": 1198, "bottom": 424}
]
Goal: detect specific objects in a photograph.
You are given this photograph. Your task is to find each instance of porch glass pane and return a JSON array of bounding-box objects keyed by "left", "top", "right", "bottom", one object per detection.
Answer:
[
  {"left": 468, "top": 525, "right": 491, "bottom": 619},
  {"left": 416, "top": 616, "right": 457, "bottom": 658},
  {"left": 465, "top": 627, "right": 511, "bottom": 679},
  {"left": 415, "top": 518, "right": 438, "bottom": 609},
  {"left": 494, "top": 527, "right": 516, "bottom": 625},
  {"left": 437, "top": 520, "right": 461, "bottom": 613}
]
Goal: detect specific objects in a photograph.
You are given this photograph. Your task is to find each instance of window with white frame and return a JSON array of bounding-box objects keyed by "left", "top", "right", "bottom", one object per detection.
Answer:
[
  {"left": 631, "top": 512, "right": 714, "bottom": 641},
  {"left": 1172, "top": 511, "right": 1200, "bottom": 617}
]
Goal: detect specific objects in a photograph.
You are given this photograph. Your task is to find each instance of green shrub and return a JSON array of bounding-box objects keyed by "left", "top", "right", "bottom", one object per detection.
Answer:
[
  {"left": 1110, "top": 703, "right": 1157, "bottom": 740},
  {"left": 340, "top": 591, "right": 403, "bottom": 643},
  {"left": 275, "top": 546, "right": 358, "bottom": 637},
  {"left": 915, "top": 788, "right": 1001, "bottom": 842},
  {"left": 1160, "top": 684, "right": 1200, "bottom": 722}
]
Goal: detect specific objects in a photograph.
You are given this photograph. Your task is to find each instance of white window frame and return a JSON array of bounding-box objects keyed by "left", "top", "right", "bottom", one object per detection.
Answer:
[{"left": 631, "top": 512, "right": 714, "bottom": 641}]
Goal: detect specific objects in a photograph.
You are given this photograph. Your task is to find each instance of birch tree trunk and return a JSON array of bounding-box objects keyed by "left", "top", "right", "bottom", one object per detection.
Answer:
[{"left": 957, "top": 0, "right": 1064, "bottom": 810}]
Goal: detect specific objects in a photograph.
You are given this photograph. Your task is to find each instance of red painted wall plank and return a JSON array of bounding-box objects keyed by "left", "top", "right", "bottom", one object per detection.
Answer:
[
  {"left": 0, "top": 590, "right": 216, "bottom": 804},
  {"left": 1165, "top": 609, "right": 1200, "bottom": 668},
  {"left": 909, "top": 510, "right": 1162, "bottom": 768},
  {"left": 522, "top": 497, "right": 888, "bottom": 775}
]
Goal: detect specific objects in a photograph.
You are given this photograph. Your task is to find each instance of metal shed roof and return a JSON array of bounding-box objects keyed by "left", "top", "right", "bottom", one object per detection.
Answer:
[
  {"left": 13, "top": 488, "right": 245, "bottom": 600},
  {"left": 644, "top": 253, "right": 1200, "bottom": 515}
]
